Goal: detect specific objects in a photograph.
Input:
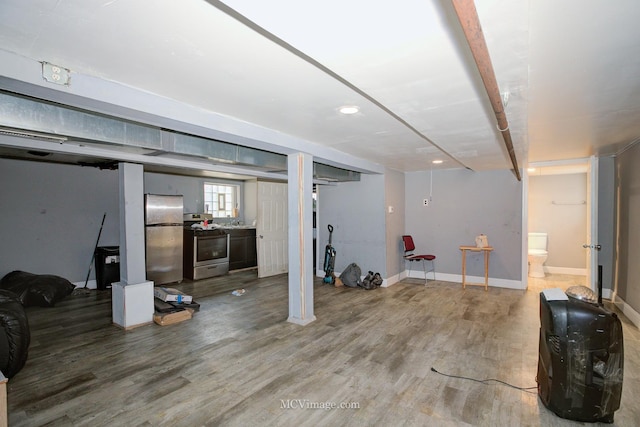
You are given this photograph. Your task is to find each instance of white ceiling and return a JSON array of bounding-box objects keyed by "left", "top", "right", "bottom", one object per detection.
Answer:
[{"left": 1, "top": 0, "right": 639, "bottom": 177}]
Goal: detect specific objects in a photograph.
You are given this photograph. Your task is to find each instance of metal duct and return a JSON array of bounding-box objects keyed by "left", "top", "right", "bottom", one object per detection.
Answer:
[
  {"left": 451, "top": 0, "right": 522, "bottom": 181},
  {"left": 0, "top": 91, "right": 361, "bottom": 182},
  {"left": 314, "top": 163, "right": 360, "bottom": 182},
  {"left": 162, "top": 131, "right": 238, "bottom": 162},
  {"left": 236, "top": 146, "right": 288, "bottom": 172},
  {"left": 163, "top": 131, "right": 288, "bottom": 171},
  {"left": 0, "top": 92, "right": 162, "bottom": 149}
]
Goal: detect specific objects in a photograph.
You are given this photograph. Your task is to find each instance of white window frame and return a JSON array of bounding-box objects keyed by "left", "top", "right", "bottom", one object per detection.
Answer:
[{"left": 204, "top": 182, "right": 240, "bottom": 218}]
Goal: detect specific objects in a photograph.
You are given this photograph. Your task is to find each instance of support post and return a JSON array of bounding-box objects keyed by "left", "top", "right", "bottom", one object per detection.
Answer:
[
  {"left": 112, "top": 162, "right": 154, "bottom": 329},
  {"left": 287, "top": 152, "right": 316, "bottom": 325}
]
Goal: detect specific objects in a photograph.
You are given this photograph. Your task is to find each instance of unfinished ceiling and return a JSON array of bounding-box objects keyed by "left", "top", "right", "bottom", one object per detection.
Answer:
[{"left": 0, "top": 0, "right": 639, "bottom": 178}]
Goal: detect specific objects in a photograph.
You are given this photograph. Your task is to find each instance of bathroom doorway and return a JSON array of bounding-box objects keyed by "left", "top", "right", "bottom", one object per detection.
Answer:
[{"left": 526, "top": 158, "right": 595, "bottom": 289}]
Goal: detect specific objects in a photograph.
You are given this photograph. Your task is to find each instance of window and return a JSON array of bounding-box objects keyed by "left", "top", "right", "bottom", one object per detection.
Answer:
[{"left": 204, "top": 183, "right": 239, "bottom": 218}]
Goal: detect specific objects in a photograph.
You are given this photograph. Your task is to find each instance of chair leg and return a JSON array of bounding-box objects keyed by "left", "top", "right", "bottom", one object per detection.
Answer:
[
  {"left": 423, "top": 259, "right": 436, "bottom": 284},
  {"left": 407, "top": 259, "right": 434, "bottom": 284},
  {"left": 422, "top": 259, "right": 428, "bottom": 285}
]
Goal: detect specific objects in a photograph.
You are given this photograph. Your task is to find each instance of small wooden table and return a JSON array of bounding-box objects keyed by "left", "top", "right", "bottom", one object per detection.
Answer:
[{"left": 459, "top": 246, "right": 494, "bottom": 291}]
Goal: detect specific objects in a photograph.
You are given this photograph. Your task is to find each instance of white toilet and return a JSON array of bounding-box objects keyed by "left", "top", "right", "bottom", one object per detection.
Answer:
[{"left": 528, "top": 232, "right": 548, "bottom": 278}]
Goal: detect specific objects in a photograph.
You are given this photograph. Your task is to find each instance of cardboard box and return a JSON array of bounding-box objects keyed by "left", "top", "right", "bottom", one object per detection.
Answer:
[
  {"left": 153, "top": 309, "right": 192, "bottom": 326},
  {"left": 153, "top": 287, "right": 193, "bottom": 303}
]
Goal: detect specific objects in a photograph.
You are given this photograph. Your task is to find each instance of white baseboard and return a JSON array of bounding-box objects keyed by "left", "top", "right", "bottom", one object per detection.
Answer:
[
  {"left": 405, "top": 269, "right": 434, "bottom": 281},
  {"left": 544, "top": 266, "right": 587, "bottom": 276},
  {"left": 613, "top": 294, "right": 640, "bottom": 328},
  {"left": 405, "top": 270, "right": 525, "bottom": 290},
  {"left": 381, "top": 273, "right": 402, "bottom": 287},
  {"left": 320, "top": 269, "right": 525, "bottom": 290},
  {"left": 73, "top": 279, "right": 97, "bottom": 290},
  {"left": 317, "top": 269, "right": 393, "bottom": 287},
  {"left": 320, "top": 268, "right": 614, "bottom": 301}
]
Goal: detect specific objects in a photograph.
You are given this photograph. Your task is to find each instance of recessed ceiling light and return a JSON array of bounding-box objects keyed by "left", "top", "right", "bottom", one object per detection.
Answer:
[
  {"left": 432, "top": 160, "right": 443, "bottom": 164},
  {"left": 338, "top": 105, "right": 359, "bottom": 115},
  {"left": 527, "top": 167, "right": 536, "bottom": 172}
]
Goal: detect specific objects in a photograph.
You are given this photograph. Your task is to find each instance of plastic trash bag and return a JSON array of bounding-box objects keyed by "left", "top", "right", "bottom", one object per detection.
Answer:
[{"left": 0, "top": 270, "right": 75, "bottom": 307}]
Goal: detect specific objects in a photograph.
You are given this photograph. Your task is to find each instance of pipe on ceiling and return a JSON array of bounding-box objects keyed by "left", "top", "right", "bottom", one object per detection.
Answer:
[{"left": 451, "top": 0, "right": 522, "bottom": 181}]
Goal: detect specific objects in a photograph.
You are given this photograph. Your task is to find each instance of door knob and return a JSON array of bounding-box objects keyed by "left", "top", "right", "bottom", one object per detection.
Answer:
[{"left": 583, "top": 243, "right": 602, "bottom": 250}]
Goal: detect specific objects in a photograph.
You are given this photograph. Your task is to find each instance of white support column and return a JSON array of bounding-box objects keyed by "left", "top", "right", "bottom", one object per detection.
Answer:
[
  {"left": 287, "top": 152, "right": 316, "bottom": 325},
  {"left": 112, "top": 162, "right": 154, "bottom": 329}
]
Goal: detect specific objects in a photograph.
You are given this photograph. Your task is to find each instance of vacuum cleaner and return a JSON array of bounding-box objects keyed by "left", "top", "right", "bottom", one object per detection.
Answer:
[{"left": 323, "top": 224, "right": 336, "bottom": 284}]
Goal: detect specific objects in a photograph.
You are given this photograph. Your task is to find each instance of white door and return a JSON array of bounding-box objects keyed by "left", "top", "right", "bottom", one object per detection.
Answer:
[
  {"left": 585, "top": 155, "right": 600, "bottom": 291},
  {"left": 257, "top": 181, "right": 288, "bottom": 278}
]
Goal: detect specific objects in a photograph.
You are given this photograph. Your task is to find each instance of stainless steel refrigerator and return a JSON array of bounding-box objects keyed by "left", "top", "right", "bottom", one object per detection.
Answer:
[{"left": 145, "top": 194, "right": 184, "bottom": 285}]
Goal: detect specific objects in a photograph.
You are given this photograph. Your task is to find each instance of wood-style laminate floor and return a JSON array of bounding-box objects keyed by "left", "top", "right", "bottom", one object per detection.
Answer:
[{"left": 7, "top": 271, "right": 640, "bottom": 426}]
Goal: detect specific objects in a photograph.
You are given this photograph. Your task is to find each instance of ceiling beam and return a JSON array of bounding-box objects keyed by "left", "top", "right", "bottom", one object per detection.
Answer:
[{"left": 451, "top": 0, "right": 522, "bottom": 181}]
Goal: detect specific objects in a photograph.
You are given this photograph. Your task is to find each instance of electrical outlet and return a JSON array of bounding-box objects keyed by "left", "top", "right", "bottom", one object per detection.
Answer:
[
  {"left": 423, "top": 198, "right": 429, "bottom": 206},
  {"left": 388, "top": 205, "right": 394, "bottom": 214},
  {"left": 42, "top": 62, "right": 71, "bottom": 86}
]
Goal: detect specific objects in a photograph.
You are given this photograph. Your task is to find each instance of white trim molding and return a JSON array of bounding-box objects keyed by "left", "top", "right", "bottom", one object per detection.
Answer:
[
  {"left": 544, "top": 266, "right": 587, "bottom": 276},
  {"left": 406, "top": 270, "right": 525, "bottom": 290},
  {"left": 73, "top": 279, "right": 97, "bottom": 290},
  {"left": 613, "top": 294, "right": 640, "bottom": 328}
]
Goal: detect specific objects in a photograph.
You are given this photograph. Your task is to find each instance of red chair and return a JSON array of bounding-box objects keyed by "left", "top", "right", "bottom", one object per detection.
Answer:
[{"left": 402, "top": 235, "right": 436, "bottom": 283}]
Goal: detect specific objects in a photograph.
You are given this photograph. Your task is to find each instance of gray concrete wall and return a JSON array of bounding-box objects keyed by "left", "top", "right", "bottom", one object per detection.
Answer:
[
  {"left": 598, "top": 156, "right": 616, "bottom": 292},
  {"left": 0, "top": 157, "right": 527, "bottom": 287},
  {"left": 0, "top": 158, "right": 120, "bottom": 282},
  {"left": 0, "top": 158, "right": 247, "bottom": 283},
  {"left": 318, "top": 174, "right": 387, "bottom": 277},
  {"left": 384, "top": 168, "right": 405, "bottom": 279},
  {"left": 614, "top": 143, "right": 640, "bottom": 312},
  {"left": 405, "top": 168, "right": 523, "bottom": 282}
]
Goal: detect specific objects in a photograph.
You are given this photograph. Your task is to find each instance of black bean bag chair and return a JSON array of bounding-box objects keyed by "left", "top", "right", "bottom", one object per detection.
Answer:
[
  {"left": 0, "top": 290, "right": 30, "bottom": 378},
  {"left": 0, "top": 270, "right": 75, "bottom": 307}
]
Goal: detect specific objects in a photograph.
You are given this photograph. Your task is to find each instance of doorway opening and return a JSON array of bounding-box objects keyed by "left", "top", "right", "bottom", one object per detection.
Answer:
[{"left": 526, "top": 160, "right": 592, "bottom": 289}]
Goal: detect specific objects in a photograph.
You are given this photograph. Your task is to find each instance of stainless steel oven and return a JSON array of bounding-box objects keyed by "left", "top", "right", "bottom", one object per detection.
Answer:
[{"left": 183, "top": 228, "right": 230, "bottom": 280}]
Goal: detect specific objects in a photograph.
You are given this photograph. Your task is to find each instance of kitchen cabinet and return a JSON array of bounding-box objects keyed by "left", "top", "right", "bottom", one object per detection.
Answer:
[{"left": 227, "top": 228, "right": 257, "bottom": 271}]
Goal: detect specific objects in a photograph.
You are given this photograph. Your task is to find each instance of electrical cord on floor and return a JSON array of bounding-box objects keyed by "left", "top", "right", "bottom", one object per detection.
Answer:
[{"left": 430, "top": 367, "right": 538, "bottom": 394}]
